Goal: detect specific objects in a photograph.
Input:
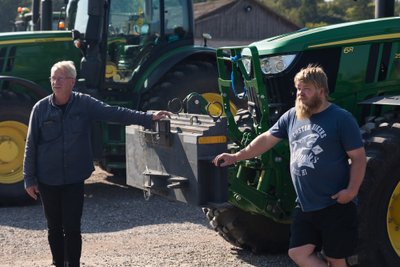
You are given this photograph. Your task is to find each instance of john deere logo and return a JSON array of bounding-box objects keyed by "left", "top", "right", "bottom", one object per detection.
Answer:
[
  {"left": 343, "top": 47, "right": 354, "bottom": 54},
  {"left": 395, "top": 53, "right": 400, "bottom": 59}
]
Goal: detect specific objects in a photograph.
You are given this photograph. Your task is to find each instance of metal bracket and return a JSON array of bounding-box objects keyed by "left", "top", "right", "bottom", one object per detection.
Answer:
[
  {"left": 167, "top": 176, "right": 189, "bottom": 189},
  {"left": 141, "top": 120, "right": 171, "bottom": 146},
  {"left": 143, "top": 169, "right": 189, "bottom": 190}
]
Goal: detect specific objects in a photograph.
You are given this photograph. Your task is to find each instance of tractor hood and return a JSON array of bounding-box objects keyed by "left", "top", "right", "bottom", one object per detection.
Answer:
[
  {"left": 0, "top": 30, "right": 73, "bottom": 45},
  {"left": 0, "top": 30, "right": 80, "bottom": 91},
  {"left": 245, "top": 17, "right": 400, "bottom": 56}
]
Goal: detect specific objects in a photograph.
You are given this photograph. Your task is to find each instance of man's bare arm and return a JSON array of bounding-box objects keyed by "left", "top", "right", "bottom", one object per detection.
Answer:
[
  {"left": 213, "top": 131, "right": 281, "bottom": 167},
  {"left": 332, "top": 146, "right": 367, "bottom": 203}
]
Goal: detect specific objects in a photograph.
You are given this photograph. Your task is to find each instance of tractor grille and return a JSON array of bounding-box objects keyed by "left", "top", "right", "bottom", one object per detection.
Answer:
[{"left": 251, "top": 47, "right": 342, "bottom": 126}]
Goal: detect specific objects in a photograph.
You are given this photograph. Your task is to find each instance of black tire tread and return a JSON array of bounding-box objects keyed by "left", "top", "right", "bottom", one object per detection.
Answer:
[
  {"left": 140, "top": 59, "right": 219, "bottom": 111},
  {"left": 357, "top": 116, "right": 400, "bottom": 267},
  {"left": 203, "top": 204, "right": 290, "bottom": 254}
]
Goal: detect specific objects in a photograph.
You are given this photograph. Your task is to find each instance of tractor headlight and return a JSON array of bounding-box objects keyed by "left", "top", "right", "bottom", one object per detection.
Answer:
[
  {"left": 260, "top": 54, "right": 296, "bottom": 74},
  {"left": 242, "top": 57, "right": 252, "bottom": 75}
]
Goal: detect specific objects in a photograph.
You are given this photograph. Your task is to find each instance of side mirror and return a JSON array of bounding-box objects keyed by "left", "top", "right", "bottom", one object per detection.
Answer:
[{"left": 202, "top": 33, "right": 212, "bottom": 47}]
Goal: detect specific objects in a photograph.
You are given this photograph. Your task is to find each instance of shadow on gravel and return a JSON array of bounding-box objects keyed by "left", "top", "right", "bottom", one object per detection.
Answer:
[
  {"left": 81, "top": 174, "right": 208, "bottom": 234},
  {"left": 229, "top": 248, "right": 296, "bottom": 267},
  {"left": 0, "top": 173, "right": 296, "bottom": 266},
  {"left": 0, "top": 200, "right": 45, "bottom": 230},
  {"left": 85, "top": 175, "right": 297, "bottom": 267},
  {"left": 0, "top": 173, "right": 207, "bottom": 233}
]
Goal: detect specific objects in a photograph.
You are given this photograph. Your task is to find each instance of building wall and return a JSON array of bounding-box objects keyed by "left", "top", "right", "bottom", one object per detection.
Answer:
[{"left": 195, "top": 0, "right": 298, "bottom": 43}]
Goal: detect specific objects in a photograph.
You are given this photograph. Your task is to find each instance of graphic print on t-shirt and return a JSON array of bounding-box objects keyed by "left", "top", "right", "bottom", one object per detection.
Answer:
[{"left": 290, "top": 123, "right": 326, "bottom": 176}]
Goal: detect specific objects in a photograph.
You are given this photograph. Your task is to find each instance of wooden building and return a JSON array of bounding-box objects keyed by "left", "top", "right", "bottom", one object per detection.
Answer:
[{"left": 194, "top": 0, "right": 300, "bottom": 46}]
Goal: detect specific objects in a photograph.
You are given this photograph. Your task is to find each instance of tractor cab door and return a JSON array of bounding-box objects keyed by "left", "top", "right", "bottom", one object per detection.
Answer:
[{"left": 105, "top": 0, "right": 192, "bottom": 83}]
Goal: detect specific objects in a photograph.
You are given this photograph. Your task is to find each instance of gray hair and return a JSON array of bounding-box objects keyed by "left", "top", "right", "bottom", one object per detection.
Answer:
[{"left": 51, "top": 61, "right": 77, "bottom": 78}]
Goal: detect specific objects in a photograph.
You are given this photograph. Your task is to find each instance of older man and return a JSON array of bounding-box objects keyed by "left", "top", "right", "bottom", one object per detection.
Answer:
[{"left": 23, "top": 60, "right": 169, "bottom": 267}]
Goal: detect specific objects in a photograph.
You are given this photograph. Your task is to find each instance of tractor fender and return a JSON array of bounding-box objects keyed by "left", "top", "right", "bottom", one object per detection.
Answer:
[
  {"left": 359, "top": 95, "right": 400, "bottom": 106},
  {"left": 142, "top": 47, "right": 217, "bottom": 94},
  {"left": 0, "top": 76, "right": 48, "bottom": 100}
]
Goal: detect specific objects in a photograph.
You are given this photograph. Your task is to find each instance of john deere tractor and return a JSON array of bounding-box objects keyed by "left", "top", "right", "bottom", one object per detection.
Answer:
[
  {"left": 206, "top": 14, "right": 400, "bottom": 265},
  {"left": 0, "top": 0, "right": 228, "bottom": 204},
  {"left": 126, "top": 1, "right": 400, "bottom": 266}
]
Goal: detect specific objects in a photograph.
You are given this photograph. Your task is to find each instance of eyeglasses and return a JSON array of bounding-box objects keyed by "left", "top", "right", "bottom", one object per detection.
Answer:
[{"left": 49, "top": 76, "right": 74, "bottom": 82}]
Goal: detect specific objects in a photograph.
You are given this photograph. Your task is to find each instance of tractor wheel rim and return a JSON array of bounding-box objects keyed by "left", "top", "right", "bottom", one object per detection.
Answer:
[
  {"left": 201, "top": 93, "right": 238, "bottom": 116},
  {"left": 387, "top": 181, "right": 400, "bottom": 256},
  {"left": 0, "top": 121, "right": 27, "bottom": 184}
]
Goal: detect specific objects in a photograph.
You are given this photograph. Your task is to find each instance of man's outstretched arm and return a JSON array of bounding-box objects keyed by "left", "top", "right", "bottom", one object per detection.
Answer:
[{"left": 213, "top": 131, "right": 282, "bottom": 167}]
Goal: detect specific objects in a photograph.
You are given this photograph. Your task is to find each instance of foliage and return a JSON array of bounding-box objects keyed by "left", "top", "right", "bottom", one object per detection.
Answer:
[
  {"left": 262, "top": 0, "right": 391, "bottom": 27},
  {"left": 0, "top": 0, "right": 398, "bottom": 32}
]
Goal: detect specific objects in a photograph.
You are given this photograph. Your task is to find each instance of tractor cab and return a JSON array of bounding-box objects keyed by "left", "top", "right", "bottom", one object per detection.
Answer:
[{"left": 68, "top": 0, "right": 194, "bottom": 90}]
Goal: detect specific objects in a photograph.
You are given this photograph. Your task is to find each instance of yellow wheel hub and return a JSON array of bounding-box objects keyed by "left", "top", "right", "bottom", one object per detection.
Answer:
[
  {"left": 387, "top": 181, "right": 400, "bottom": 256},
  {"left": 201, "top": 93, "right": 238, "bottom": 117},
  {"left": 0, "top": 121, "right": 27, "bottom": 184}
]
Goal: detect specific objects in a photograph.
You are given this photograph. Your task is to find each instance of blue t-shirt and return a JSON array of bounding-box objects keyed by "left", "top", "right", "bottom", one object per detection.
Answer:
[{"left": 269, "top": 104, "right": 363, "bottom": 212}]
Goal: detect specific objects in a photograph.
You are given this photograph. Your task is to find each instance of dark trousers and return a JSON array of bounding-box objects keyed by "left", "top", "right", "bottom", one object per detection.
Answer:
[{"left": 38, "top": 182, "right": 84, "bottom": 267}]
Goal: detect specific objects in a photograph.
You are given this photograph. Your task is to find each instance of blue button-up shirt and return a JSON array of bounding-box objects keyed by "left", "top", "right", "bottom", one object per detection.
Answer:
[{"left": 24, "top": 92, "right": 153, "bottom": 188}]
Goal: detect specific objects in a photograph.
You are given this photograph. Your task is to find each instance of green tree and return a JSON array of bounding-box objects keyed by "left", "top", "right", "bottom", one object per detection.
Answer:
[
  {"left": 344, "top": 0, "right": 374, "bottom": 21},
  {"left": 262, "top": 0, "right": 380, "bottom": 26},
  {"left": 298, "top": 0, "right": 319, "bottom": 24},
  {"left": 276, "top": 0, "right": 301, "bottom": 9},
  {"left": 397, "top": 0, "right": 400, "bottom": 15}
]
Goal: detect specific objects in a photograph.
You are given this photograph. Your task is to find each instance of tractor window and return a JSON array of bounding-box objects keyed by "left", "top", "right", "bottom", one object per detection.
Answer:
[
  {"left": 106, "top": 0, "right": 160, "bottom": 83},
  {"left": 164, "top": 0, "right": 189, "bottom": 42},
  {"left": 109, "top": 0, "right": 150, "bottom": 37},
  {"left": 105, "top": 0, "right": 190, "bottom": 83}
]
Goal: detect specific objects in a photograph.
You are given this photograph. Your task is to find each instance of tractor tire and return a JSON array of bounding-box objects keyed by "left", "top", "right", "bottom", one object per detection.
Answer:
[
  {"left": 140, "top": 60, "right": 220, "bottom": 111},
  {"left": 0, "top": 92, "right": 33, "bottom": 205},
  {"left": 203, "top": 205, "right": 290, "bottom": 253},
  {"left": 356, "top": 118, "right": 400, "bottom": 267}
]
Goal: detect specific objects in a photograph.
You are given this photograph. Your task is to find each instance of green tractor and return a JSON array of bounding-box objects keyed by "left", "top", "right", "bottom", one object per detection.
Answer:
[
  {"left": 126, "top": 2, "right": 400, "bottom": 267},
  {"left": 0, "top": 0, "right": 229, "bottom": 204},
  {"left": 208, "top": 16, "right": 400, "bottom": 266}
]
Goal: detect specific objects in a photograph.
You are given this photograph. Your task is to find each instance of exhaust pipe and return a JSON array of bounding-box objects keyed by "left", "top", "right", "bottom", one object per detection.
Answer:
[{"left": 375, "top": 0, "right": 395, "bottom": 18}]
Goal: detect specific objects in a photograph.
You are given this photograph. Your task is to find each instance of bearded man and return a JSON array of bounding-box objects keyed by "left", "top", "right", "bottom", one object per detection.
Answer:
[{"left": 212, "top": 65, "right": 366, "bottom": 267}]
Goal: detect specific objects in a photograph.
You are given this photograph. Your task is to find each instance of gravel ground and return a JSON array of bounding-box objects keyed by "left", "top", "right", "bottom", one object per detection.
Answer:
[{"left": 0, "top": 167, "right": 296, "bottom": 267}]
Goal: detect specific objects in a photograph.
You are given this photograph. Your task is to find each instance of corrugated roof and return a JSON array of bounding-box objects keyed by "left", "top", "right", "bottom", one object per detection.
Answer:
[
  {"left": 194, "top": 0, "right": 236, "bottom": 20},
  {"left": 193, "top": 0, "right": 299, "bottom": 28}
]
